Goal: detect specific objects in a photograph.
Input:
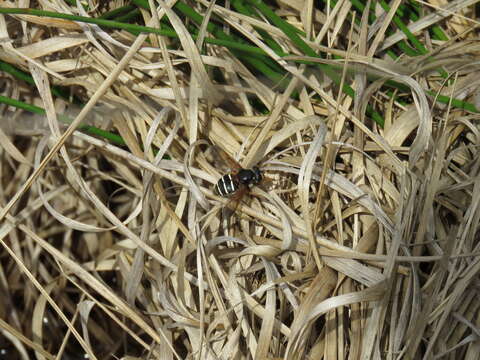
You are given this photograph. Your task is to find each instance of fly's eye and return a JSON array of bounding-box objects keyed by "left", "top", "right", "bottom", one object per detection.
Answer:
[{"left": 252, "top": 167, "right": 262, "bottom": 183}]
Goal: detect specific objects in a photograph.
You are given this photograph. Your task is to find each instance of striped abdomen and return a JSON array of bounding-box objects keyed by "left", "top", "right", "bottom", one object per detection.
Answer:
[{"left": 215, "top": 174, "right": 238, "bottom": 197}]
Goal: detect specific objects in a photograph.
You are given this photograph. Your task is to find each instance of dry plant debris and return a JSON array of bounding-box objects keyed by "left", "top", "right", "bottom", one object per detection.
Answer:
[{"left": 1, "top": 1, "right": 480, "bottom": 359}]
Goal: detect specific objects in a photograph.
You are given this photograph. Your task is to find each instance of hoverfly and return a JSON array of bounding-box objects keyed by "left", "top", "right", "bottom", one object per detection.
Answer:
[
  {"left": 215, "top": 166, "right": 263, "bottom": 197},
  {"left": 211, "top": 145, "right": 264, "bottom": 209}
]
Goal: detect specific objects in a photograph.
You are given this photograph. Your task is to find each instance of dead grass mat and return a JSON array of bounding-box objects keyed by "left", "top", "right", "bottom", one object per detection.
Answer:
[{"left": 1, "top": 1, "right": 480, "bottom": 359}]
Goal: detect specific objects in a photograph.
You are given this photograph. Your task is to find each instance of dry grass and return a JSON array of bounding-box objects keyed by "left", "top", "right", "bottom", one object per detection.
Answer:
[{"left": 1, "top": 1, "right": 480, "bottom": 359}]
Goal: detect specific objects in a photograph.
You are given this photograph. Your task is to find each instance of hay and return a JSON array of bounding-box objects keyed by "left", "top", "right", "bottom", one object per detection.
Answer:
[{"left": 1, "top": 1, "right": 479, "bottom": 359}]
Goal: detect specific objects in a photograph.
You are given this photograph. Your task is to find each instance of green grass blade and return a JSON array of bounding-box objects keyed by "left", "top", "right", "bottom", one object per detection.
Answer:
[{"left": 0, "top": 95, "right": 126, "bottom": 146}]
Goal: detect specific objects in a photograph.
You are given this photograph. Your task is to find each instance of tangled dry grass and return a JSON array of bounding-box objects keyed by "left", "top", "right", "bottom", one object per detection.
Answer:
[{"left": 1, "top": 1, "right": 480, "bottom": 359}]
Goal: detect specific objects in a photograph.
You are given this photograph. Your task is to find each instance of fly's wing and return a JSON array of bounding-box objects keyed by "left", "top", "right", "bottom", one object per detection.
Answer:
[
  {"left": 210, "top": 144, "right": 242, "bottom": 173},
  {"left": 225, "top": 184, "right": 249, "bottom": 213},
  {"left": 258, "top": 173, "right": 274, "bottom": 190}
]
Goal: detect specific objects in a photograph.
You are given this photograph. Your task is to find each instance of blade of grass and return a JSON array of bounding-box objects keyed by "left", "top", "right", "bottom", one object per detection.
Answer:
[
  {"left": 345, "top": 0, "right": 420, "bottom": 57},
  {"left": 379, "top": 0, "right": 428, "bottom": 55},
  {"left": 99, "top": 3, "right": 137, "bottom": 20},
  {"left": 245, "top": 0, "right": 385, "bottom": 125},
  {"left": 395, "top": 1, "right": 449, "bottom": 41},
  {"left": 231, "top": 0, "right": 285, "bottom": 56},
  {"left": 1, "top": 6, "right": 475, "bottom": 120},
  {"left": 0, "top": 95, "right": 126, "bottom": 146},
  {"left": 135, "top": 0, "right": 291, "bottom": 92},
  {"left": 0, "top": 60, "right": 78, "bottom": 103},
  {"left": 135, "top": 0, "right": 288, "bottom": 77},
  {"left": 0, "top": 7, "right": 269, "bottom": 57},
  {"left": 112, "top": 8, "right": 142, "bottom": 23},
  {"left": 428, "top": 92, "right": 479, "bottom": 113},
  {"left": 377, "top": 0, "right": 450, "bottom": 79}
]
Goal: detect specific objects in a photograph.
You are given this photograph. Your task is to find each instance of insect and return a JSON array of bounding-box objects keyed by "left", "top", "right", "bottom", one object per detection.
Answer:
[
  {"left": 211, "top": 145, "right": 264, "bottom": 211},
  {"left": 215, "top": 166, "right": 263, "bottom": 197}
]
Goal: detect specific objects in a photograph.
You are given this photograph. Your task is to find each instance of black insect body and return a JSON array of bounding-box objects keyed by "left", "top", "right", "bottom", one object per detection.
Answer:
[
  {"left": 215, "top": 174, "right": 236, "bottom": 197},
  {"left": 238, "top": 167, "right": 262, "bottom": 185},
  {"left": 215, "top": 166, "right": 263, "bottom": 197}
]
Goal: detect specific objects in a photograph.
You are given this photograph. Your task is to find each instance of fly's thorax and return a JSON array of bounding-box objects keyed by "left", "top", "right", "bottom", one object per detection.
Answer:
[{"left": 237, "top": 167, "right": 262, "bottom": 186}]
